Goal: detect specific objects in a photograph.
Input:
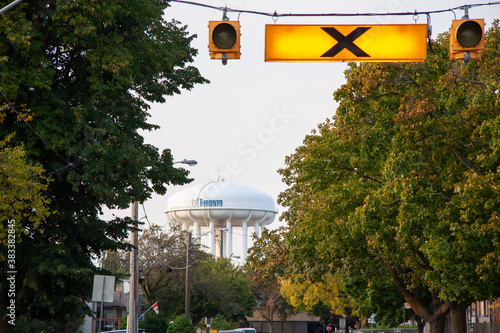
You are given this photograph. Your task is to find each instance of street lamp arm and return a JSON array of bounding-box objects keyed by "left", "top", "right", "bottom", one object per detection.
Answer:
[
  {"left": 166, "top": 264, "right": 192, "bottom": 270},
  {"left": 173, "top": 159, "right": 198, "bottom": 166},
  {"left": 0, "top": 0, "right": 23, "bottom": 15}
]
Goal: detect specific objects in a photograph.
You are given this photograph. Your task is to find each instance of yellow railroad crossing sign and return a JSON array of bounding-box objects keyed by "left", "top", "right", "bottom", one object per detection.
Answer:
[{"left": 265, "top": 24, "right": 428, "bottom": 62}]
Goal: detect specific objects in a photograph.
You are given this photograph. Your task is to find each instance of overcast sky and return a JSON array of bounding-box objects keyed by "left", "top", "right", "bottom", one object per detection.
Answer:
[{"left": 105, "top": 1, "right": 499, "bottom": 252}]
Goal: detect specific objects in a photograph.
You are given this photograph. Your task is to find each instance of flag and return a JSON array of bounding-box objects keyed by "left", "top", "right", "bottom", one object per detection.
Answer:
[{"left": 152, "top": 302, "right": 159, "bottom": 314}]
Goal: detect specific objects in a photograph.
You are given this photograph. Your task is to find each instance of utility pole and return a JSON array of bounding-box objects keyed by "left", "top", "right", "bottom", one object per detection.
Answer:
[
  {"left": 185, "top": 231, "right": 192, "bottom": 321},
  {"left": 127, "top": 202, "right": 139, "bottom": 333}
]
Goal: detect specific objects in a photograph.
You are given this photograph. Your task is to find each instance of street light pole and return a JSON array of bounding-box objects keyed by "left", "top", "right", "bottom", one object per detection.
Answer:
[
  {"left": 185, "top": 232, "right": 192, "bottom": 320},
  {"left": 126, "top": 158, "right": 197, "bottom": 330}
]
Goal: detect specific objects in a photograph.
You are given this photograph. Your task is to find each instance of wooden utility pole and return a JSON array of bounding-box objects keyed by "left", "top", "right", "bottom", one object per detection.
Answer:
[
  {"left": 127, "top": 202, "right": 139, "bottom": 333},
  {"left": 185, "top": 231, "right": 192, "bottom": 321}
]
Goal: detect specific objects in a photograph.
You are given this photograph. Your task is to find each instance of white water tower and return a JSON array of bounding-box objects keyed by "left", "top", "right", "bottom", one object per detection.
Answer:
[{"left": 165, "top": 181, "right": 277, "bottom": 260}]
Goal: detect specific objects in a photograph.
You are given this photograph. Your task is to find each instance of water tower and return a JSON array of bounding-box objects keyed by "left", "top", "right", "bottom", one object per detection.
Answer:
[{"left": 165, "top": 181, "right": 277, "bottom": 260}]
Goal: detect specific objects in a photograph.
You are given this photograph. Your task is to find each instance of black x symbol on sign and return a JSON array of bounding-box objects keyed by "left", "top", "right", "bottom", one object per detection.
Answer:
[{"left": 321, "top": 27, "right": 371, "bottom": 58}]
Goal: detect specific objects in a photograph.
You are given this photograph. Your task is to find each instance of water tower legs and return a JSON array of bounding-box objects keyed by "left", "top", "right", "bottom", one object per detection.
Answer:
[
  {"left": 242, "top": 220, "right": 248, "bottom": 261},
  {"left": 226, "top": 220, "right": 232, "bottom": 257}
]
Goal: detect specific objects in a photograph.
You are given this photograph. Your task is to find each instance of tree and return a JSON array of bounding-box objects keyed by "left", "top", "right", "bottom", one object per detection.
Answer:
[
  {"left": 245, "top": 228, "right": 295, "bottom": 333},
  {"left": 139, "top": 224, "right": 191, "bottom": 318},
  {"left": 139, "top": 225, "right": 254, "bottom": 326},
  {"left": 139, "top": 311, "right": 170, "bottom": 333},
  {"left": 0, "top": 0, "right": 207, "bottom": 329},
  {"left": 278, "top": 22, "right": 500, "bottom": 333},
  {"left": 101, "top": 248, "right": 129, "bottom": 279},
  {"left": 190, "top": 257, "right": 254, "bottom": 326},
  {"left": 0, "top": 135, "right": 51, "bottom": 235},
  {"left": 0, "top": 136, "right": 52, "bottom": 333},
  {"left": 210, "top": 314, "right": 234, "bottom": 330},
  {"left": 166, "top": 315, "right": 196, "bottom": 333},
  {"left": 280, "top": 272, "right": 362, "bottom": 331}
]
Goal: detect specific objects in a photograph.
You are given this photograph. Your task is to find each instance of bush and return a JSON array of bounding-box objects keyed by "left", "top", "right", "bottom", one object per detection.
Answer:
[
  {"left": 139, "top": 312, "right": 170, "bottom": 333},
  {"left": 210, "top": 315, "right": 234, "bottom": 330},
  {"left": 166, "top": 315, "right": 196, "bottom": 333},
  {"left": 121, "top": 315, "right": 128, "bottom": 329}
]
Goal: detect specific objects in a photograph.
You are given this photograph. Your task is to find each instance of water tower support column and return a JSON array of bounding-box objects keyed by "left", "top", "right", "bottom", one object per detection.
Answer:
[
  {"left": 193, "top": 221, "right": 200, "bottom": 240},
  {"left": 242, "top": 215, "right": 251, "bottom": 261},
  {"left": 210, "top": 219, "right": 216, "bottom": 257},
  {"left": 189, "top": 211, "right": 200, "bottom": 239},
  {"left": 226, "top": 220, "right": 232, "bottom": 258}
]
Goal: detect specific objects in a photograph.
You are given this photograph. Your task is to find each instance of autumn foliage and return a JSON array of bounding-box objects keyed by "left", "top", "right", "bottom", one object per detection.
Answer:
[{"left": 279, "top": 21, "right": 500, "bottom": 333}]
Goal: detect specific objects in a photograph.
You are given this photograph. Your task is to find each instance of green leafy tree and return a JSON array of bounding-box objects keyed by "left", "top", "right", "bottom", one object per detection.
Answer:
[
  {"left": 139, "top": 224, "right": 192, "bottom": 318},
  {"left": 166, "top": 315, "right": 196, "bottom": 333},
  {"left": 245, "top": 227, "right": 295, "bottom": 333},
  {"left": 279, "top": 22, "right": 500, "bottom": 333},
  {"left": 0, "top": 0, "right": 207, "bottom": 329},
  {"left": 210, "top": 314, "right": 234, "bottom": 330},
  {"left": 139, "top": 311, "right": 170, "bottom": 333},
  {"left": 0, "top": 135, "right": 52, "bottom": 332},
  {"left": 139, "top": 225, "right": 254, "bottom": 326},
  {"left": 121, "top": 315, "right": 128, "bottom": 329},
  {"left": 190, "top": 257, "right": 254, "bottom": 326}
]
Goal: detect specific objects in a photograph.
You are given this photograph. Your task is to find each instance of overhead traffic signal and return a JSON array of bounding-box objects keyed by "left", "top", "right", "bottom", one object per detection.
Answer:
[
  {"left": 209, "top": 21, "right": 241, "bottom": 64},
  {"left": 449, "top": 18, "right": 485, "bottom": 60}
]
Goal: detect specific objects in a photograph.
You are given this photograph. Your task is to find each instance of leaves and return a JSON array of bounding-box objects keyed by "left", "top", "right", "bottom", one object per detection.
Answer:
[
  {"left": 0, "top": 135, "right": 51, "bottom": 235},
  {"left": 138, "top": 225, "right": 254, "bottom": 326},
  {"left": 279, "top": 20, "right": 500, "bottom": 329},
  {"left": 0, "top": 0, "right": 207, "bottom": 326},
  {"left": 245, "top": 228, "right": 295, "bottom": 327}
]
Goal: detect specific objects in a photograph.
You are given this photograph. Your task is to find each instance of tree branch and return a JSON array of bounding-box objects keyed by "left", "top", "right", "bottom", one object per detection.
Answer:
[
  {"left": 354, "top": 92, "right": 400, "bottom": 101},
  {"left": 449, "top": 72, "right": 487, "bottom": 88},
  {"left": 450, "top": 144, "right": 485, "bottom": 177},
  {"left": 434, "top": 192, "right": 452, "bottom": 202},
  {"left": 384, "top": 263, "right": 434, "bottom": 323}
]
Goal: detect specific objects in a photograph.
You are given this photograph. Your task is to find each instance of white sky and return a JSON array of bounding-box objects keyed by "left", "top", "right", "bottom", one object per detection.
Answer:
[{"left": 105, "top": 1, "right": 500, "bottom": 258}]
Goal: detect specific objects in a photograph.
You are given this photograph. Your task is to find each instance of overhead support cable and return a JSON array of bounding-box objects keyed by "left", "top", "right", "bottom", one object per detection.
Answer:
[{"left": 170, "top": 0, "right": 500, "bottom": 19}]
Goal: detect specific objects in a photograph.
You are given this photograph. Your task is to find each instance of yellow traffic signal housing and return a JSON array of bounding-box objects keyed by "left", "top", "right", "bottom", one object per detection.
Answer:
[
  {"left": 449, "top": 19, "right": 485, "bottom": 60},
  {"left": 209, "top": 21, "right": 241, "bottom": 60}
]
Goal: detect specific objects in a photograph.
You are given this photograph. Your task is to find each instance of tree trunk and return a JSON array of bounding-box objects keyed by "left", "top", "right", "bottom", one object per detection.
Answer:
[
  {"left": 416, "top": 317, "right": 426, "bottom": 333},
  {"left": 354, "top": 318, "right": 362, "bottom": 330},
  {"left": 385, "top": 264, "right": 450, "bottom": 333},
  {"left": 429, "top": 314, "right": 446, "bottom": 333},
  {"left": 266, "top": 320, "right": 274, "bottom": 333},
  {"left": 450, "top": 302, "right": 469, "bottom": 333}
]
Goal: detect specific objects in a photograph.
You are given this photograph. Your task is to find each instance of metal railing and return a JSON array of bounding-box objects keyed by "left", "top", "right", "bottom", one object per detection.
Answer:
[{"left": 472, "top": 322, "right": 500, "bottom": 333}]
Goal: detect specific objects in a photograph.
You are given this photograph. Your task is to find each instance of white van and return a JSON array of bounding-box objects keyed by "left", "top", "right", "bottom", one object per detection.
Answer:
[
  {"left": 219, "top": 329, "right": 256, "bottom": 333},
  {"left": 236, "top": 329, "right": 257, "bottom": 333}
]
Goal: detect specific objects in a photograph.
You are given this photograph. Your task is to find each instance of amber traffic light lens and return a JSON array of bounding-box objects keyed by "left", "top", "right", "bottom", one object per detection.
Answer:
[
  {"left": 456, "top": 20, "right": 483, "bottom": 47},
  {"left": 212, "top": 23, "right": 237, "bottom": 49}
]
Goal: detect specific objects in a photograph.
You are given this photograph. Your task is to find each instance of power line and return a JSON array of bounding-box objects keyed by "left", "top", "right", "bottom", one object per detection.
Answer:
[{"left": 170, "top": 0, "right": 500, "bottom": 19}]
